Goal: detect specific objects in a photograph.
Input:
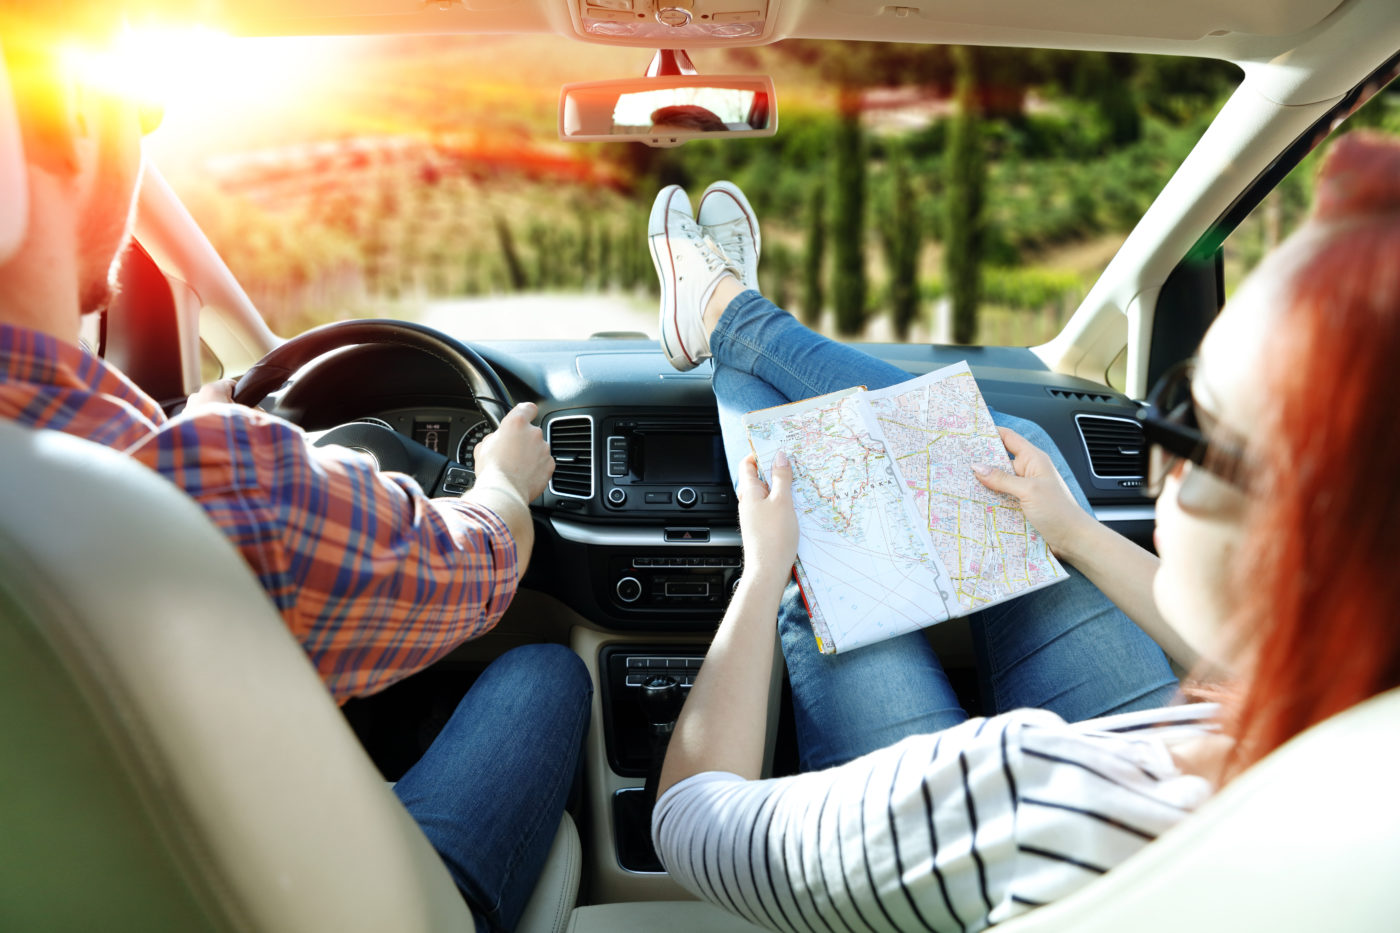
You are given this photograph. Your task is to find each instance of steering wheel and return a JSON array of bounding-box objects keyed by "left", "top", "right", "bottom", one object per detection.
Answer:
[{"left": 233, "top": 319, "right": 512, "bottom": 495}]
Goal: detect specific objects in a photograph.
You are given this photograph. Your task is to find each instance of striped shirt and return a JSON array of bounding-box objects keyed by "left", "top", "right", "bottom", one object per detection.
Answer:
[
  {"left": 653, "top": 705, "right": 1217, "bottom": 933},
  {"left": 0, "top": 323, "right": 519, "bottom": 702}
]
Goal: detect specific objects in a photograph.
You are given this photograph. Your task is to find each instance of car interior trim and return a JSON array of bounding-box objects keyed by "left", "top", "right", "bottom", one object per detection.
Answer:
[{"left": 550, "top": 517, "right": 742, "bottom": 547}]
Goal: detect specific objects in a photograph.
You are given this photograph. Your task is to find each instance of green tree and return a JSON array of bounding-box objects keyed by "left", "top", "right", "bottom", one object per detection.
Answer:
[
  {"left": 831, "top": 85, "right": 867, "bottom": 336},
  {"left": 945, "top": 46, "right": 985, "bottom": 345},
  {"left": 493, "top": 215, "right": 528, "bottom": 291},
  {"left": 880, "top": 144, "right": 923, "bottom": 340},
  {"left": 801, "top": 185, "right": 826, "bottom": 326},
  {"left": 763, "top": 242, "right": 795, "bottom": 311}
]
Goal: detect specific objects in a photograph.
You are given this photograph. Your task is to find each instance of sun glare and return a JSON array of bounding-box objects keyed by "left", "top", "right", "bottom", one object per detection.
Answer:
[{"left": 62, "top": 26, "right": 342, "bottom": 133}]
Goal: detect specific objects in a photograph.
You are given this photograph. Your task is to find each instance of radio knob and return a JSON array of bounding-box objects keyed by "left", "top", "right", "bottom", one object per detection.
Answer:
[
  {"left": 616, "top": 576, "right": 643, "bottom": 603},
  {"left": 676, "top": 486, "right": 698, "bottom": 507},
  {"left": 607, "top": 487, "right": 627, "bottom": 506}
]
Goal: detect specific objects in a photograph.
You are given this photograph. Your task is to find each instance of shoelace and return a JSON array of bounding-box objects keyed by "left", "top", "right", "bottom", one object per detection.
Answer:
[
  {"left": 699, "top": 233, "right": 735, "bottom": 275},
  {"left": 673, "top": 212, "right": 740, "bottom": 277},
  {"left": 706, "top": 218, "right": 753, "bottom": 271}
]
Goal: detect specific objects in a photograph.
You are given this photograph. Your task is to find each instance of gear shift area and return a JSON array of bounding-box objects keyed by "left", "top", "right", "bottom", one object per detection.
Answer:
[{"left": 600, "top": 648, "right": 702, "bottom": 873}]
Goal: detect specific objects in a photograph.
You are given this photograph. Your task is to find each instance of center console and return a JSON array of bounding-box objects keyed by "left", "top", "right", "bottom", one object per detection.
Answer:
[
  {"left": 542, "top": 402, "right": 778, "bottom": 902},
  {"left": 539, "top": 408, "right": 745, "bottom": 629},
  {"left": 599, "top": 415, "right": 735, "bottom": 514}
]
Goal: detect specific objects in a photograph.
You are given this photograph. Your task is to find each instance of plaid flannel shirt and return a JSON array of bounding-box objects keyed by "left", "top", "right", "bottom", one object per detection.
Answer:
[{"left": 0, "top": 323, "right": 520, "bottom": 702}]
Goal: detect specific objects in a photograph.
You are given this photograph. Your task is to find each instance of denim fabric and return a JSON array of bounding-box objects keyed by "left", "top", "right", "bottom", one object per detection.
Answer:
[
  {"left": 710, "top": 291, "right": 1178, "bottom": 771},
  {"left": 394, "top": 644, "right": 592, "bottom": 932}
]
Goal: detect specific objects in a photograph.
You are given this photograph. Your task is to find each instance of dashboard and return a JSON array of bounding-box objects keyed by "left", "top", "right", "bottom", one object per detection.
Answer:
[{"left": 269, "top": 335, "right": 1157, "bottom": 633}]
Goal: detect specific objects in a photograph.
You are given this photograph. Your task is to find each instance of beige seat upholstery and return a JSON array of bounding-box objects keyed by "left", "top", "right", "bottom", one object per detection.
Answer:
[{"left": 0, "top": 420, "right": 578, "bottom": 933}]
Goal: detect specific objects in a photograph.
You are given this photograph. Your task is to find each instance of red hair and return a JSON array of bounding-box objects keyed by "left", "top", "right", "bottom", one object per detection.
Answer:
[{"left": 1220, "top": 131, "right": 1400, "bottom": 778}]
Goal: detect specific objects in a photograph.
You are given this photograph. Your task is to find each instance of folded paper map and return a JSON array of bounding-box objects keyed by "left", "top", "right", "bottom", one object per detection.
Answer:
[{"left": 742, "top": 361, "right": 1066, "bottom": 654}]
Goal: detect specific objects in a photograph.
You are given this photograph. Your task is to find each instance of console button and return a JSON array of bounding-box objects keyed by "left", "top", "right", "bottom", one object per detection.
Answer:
[
  {"left": 701, "top": 491, "right": 732, "bottom": 505},
  {"left": 676, "top": 486, "right": 698, "bottom": 507},
  {"left": 644, "top": 491, "right": 673, "bottom": 504},
  {"left": 607, "top": 487, "right": 627, "bottom": 506},
  {"left": 615, "top": 576, "right": 642, "bottom": 603}
]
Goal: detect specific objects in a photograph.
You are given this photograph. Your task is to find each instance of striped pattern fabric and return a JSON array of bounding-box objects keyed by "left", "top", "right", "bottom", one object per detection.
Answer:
[
  {"left": 0, "top": 324, "right": 519, "bottom": 702},
  {"left": 653, "top": 705, "right": 1217, "bottom": 933}
]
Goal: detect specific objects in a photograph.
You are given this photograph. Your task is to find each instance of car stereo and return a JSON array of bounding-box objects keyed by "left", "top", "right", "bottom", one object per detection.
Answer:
[{"left": 600, "top": 415, "right": 735, "bottom": 514}]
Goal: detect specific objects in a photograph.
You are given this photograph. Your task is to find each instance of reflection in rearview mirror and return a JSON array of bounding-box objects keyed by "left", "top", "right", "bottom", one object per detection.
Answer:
[{"left": 560, "top": 75, "right": 777, "bottom": 148}]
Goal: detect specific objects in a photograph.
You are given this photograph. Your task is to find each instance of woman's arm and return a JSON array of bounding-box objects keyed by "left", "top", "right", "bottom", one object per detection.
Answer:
[
  {"left": 653, "top": 709, "right": 1213, "bottom": 933},
  {"left": 656, "top": 450, "right": 798, "bottom": 800},
  {"left": 974, "top": 426, "right": 1200, "bottom": 670}
]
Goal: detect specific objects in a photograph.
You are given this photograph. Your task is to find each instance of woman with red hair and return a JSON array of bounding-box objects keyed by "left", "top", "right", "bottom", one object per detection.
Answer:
[
  {"left": 993, "top": 128, "right": 1400, "bottom": 782},
  {"left": 650, "top": 130, "right": 1400, "bottom": 930},
  {"left": 957, "top": 130, "right": 1400, "bottom": 785}
]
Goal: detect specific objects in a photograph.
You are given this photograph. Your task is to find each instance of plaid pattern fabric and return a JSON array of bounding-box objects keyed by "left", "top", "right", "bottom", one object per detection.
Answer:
[{"left": 0, "top": 324, "right": 520, "bottom": 702}]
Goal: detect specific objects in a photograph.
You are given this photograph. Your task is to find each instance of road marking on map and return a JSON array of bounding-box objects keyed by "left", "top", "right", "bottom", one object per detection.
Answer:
[
  {"left": 864, "top": 362, "right": 1064, "bottom": 614},
  {"left": 744, "top": 388, "right": 955, "bottom": 653},
  {"left": 743, "top": 362, "right": 1065, "bottom": 654}
]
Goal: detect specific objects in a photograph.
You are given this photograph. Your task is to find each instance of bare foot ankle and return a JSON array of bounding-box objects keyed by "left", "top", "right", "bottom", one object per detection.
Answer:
[{"left": 703, "top": 276, "right": 744, "bottom": 337}]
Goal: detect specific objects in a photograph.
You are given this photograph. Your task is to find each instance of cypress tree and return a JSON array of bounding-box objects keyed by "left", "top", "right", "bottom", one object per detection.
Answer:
[
  {"left": 831, "top": 85, "right": 867, "bottom": 336},
  {"left": 945, "top": 46, "right": 985, "bottom": 345},
  {"left": 492, "top": 215, "right": 527, "bottom": 291},
  {"left": 801, "top": 185, "right": 826, "bottom": 326},
  {"left": 596, "top": 226, "right": 612, "bottom": 291},
  {"left": 881, "top": 144, "right": 923, "bottom": 340},
  {"left": 765, "top": 242, "right": 794, "bottom": 311}
]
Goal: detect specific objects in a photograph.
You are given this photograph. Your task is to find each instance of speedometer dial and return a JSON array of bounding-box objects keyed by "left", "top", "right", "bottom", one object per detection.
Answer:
[{"left": 455, "top": 420, "right": 492, "bottom": 469}]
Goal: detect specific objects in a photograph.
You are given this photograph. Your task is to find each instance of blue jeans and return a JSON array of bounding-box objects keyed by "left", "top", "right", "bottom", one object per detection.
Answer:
[
  {"left": 394, "top": 644, "right": 592, "bottom": 932},
  {"left": 711, "top": 291, "right": 1178, "bottom": 772}
]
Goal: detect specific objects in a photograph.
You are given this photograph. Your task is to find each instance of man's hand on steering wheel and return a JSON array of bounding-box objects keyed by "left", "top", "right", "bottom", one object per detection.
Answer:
[
  {"left": 183, "top": 377, "right": 238, "bottom": 415},
  {"left": 471, "top": 402, "right": 555, "bottom": 506}
]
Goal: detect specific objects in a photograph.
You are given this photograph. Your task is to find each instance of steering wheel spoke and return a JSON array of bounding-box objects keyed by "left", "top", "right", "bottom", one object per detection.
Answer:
[{"left": 234, "top": 319, "right": 512, "bottom": 497}]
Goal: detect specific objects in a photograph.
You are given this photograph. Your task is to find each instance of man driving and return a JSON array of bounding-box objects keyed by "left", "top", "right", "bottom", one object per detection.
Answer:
[{"left": 0, "top": 9, "right": 589, "bottom": 931}]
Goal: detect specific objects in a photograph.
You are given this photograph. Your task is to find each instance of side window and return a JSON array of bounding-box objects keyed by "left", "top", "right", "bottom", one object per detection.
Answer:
[{"left": 1224, "top": 81, "right": 1400, "bottom": 294}]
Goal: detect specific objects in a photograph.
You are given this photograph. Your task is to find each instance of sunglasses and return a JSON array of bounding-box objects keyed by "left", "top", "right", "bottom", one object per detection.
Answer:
[{"left": 1135, "top": 359, "right": 1249, "bottom": 498}]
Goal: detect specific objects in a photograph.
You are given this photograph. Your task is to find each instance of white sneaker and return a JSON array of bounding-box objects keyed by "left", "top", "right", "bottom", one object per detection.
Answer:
[
  {"left": 649, "top": 185, "right": 740, "bottom": 372},
  {"left": 697, "top": 180, "right": 761, "bottom": 292}
]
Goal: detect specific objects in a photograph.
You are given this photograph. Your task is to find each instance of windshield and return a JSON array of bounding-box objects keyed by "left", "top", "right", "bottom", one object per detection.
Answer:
[{"left": 144, "top": 34, "right": 1240, "bottom": 346}]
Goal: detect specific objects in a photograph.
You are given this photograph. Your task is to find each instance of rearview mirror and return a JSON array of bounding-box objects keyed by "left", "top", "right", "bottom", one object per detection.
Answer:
[{"left": 559, "top": 75, "right": 777, "bottom": 148}]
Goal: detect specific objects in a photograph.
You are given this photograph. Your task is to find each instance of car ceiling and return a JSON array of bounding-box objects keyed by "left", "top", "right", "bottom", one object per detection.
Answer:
[{"left": 157, "top": 0, "right": 1351, "bottom": 58}]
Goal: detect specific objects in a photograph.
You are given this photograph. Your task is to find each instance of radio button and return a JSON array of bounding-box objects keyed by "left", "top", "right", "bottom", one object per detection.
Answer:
[
  {"left": 615, "top": 576, "right": 643, "bottom": 603},
  {"left": 701, "top": 491, "right": 732, "bottom": 505},
  {"left": 644, "top": 491, "right": 673, "bottom": 504},
  {"left": 607, "top": 488, "right": 627, "bottom": 506},
  {"left": 676, "top": 486, "right": 698, "bottom": 507}
]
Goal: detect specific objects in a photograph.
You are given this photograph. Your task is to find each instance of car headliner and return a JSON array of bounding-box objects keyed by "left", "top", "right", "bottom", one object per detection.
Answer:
[{"left": 167, "top": 0, "right": 1351, "bottom": 59}]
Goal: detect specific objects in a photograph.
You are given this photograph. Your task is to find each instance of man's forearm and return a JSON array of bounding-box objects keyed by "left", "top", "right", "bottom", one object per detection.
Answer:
[
  {"left": 657, "top": 566, "right": 787, "bottom": 798},
  {"left": 462, "top": 480, "right": 534, "bottom": 571}
]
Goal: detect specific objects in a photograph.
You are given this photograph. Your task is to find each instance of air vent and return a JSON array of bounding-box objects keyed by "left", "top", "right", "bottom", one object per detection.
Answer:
[
  {"left": 1075, "top": 414, "right": 1146, "bottom": 479},
  {"left": 548, "top": 416, "right": 594, "bottom": 499},
  {"left": 1047, "top": 387, "right": 1116, "bottom": 404}
]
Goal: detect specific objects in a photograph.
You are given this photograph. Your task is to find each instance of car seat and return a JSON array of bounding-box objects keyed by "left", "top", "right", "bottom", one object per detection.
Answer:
[{"left": 0, "top": 420, "right": 580, "bottom": 933}]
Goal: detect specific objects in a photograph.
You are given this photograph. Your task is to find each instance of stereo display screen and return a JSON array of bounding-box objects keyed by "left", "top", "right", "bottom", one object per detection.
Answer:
[{"left": 639, "top": 431, "right": 725, "bottom": 485}]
